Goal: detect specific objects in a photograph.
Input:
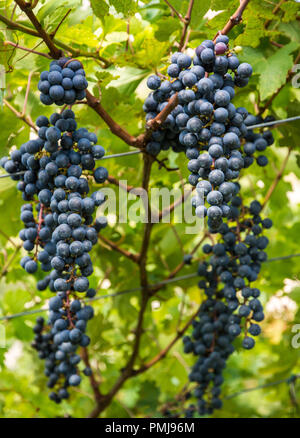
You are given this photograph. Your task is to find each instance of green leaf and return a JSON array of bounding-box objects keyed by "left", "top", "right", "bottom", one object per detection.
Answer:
[
  {"left": 256, "top": 42, "right": 298, "bottom": 101},
  {"left": 109, "top": 0, "right": 137, "bottom": 16},
  {"left": 278, "top": 22, "right": 300, "bottom": 43},
  {"left": 95, "top": 70, "right": 118, "bottom": 88},
  {"left": 280, "top": 2, "right": 300, "bottom": 22},
  {"left": 90, "top": 0, "right": 109, "bottom": 19},
  {"left": 190, "top": 0, "right": 211, "bottom": 29}
]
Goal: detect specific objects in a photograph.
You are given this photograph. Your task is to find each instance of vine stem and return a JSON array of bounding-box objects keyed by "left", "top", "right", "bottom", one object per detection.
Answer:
[
  {"left": 50, "top": 8, "right": 71, "bottom": 39},
  {"left": 22, "top": 71, "right": 34, "bottom": 116},
  {"left": 264, "top": 0, "right": 286, "bottom": 28},
  {"left": 0, "top": 13, "right": 111, "bottom": 66},
  {"left": 3, "top": 98, "right": 38, "bottom": 131},
  {"left": 81, "top": 347, "right": 103, "bottom": 400},
  {"left": 65, "top": 290, "right": 75, "bottom": 329},
  {"left": 0, "top": 245, "right": 22, "bottom": 279},
  {"left": 213, "top": 0, "right": 251, "bottom": 41},
  {"left": 14, "top": 0, "right": 63, "bottom": 58},
  {"left": 98, "top": 234, "right": 140, "bottom": 263},
  {"left": 163, "top": 0, "right": 185, "bottom": 23},
  {"left": 132, "top": 307, "right": 199, "bottom": 375},
  {"left": 106, "top": 175, "right": 136, "bottom": 192},
  {"left": 85, "top": 90, "right": 138, "bottom": 147},
  {"left": 34, "top": 204, "right": 44, "bottom": 259},
  {"left": 261, "top": 147, "right": 291, "bottom": 209},
  {"left": 178, "top": 0, "right": 195, "bottom": 51},
  {"left": 149, "top": 232, "right": 208, "bottom": 295},
  {"left": 4, "top": 40, "right": 52, "bottom": 58}
]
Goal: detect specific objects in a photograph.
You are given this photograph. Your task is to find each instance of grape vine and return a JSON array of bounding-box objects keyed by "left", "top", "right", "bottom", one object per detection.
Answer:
[
  {"left": 142, "top": 34, "right": 275, "bottom": 417},
  {"left": 0, "top": 0, "right": 294, "bottom": 419},
  {"left": 1, "top": 64, "right": 108, "bottom": 402}
]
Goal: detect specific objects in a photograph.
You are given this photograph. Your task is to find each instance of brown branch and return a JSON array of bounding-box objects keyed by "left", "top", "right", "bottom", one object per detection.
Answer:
[
  {"left": 0, "top": 230, "right": 18, "bottom": 248},
  {"left": 14, "top": 0, "right": 62, "bottom": 58},
  {"left": 264, "top": 0, "right": 286, "bottom": 29},
  {"left": 150, "top": 232, "right": 207, "bottom": 296},
  {"left": 178, "top": 0, "right": 195, "bottom": 51},
  {"left": 81, "top": 347, "right": 103, "bottom": 401},
  {"left": 88, "top": 295, "right": 149, "bottom": 418},
  {"left": 182, "top": 29, "right": 192, "bottom": 52},
  {"left": 158, "top": 187, "right": 193, "bottom": 221},
  {"left": 3, "top": 98, "right": 37, "bottom": 132},
  {"left": 133, "top": 92, "right": 180, "bottom": 148},
  {"left": 4, "top": 40, "right": 51, "bottom": 58},
  {"left": 85, "top": 90, "right": 138, "bottom": 147},
  {"left": 0, "top": 13, "right": 41, "bottom": 37},
  {"left": 0, "top": 245, "right": 22, "bottom": 279},
  {"left": 163, "top": 0, "right": 185, "bottom": 23},
  {"left": 107, "top": 175, "right": 135, "bottom": 193},
  {"left": 50, "top": 8, "right": 71, "bottom": 39},
  {"left": 133, "top": 308, "right": 199, "bottom": 375},
  {"left": 98, "top": 234, "right": 140, "bottom": 263},
  {"left": 137, "top": 155, "right": 154, "bottom": 289},
  {"left": 262, "top": 148, "right": 291, "bottom": 210},
  {"left": 270, "top": 40, "right": 284, "bottom": 48},
  {"left": 212, "top": 0, "right": 251, "bottom": 41},
  {"left": 0, "top": 14, "right": 111, "bottom": 66},
  {"left": 146, "top": 93, "right": 179, "bottom": 130},
  {"left": 86, "top": 90, "right": 179, "bottom": 149},
  {"left": 153, "top": 156, "right": 179, "bottom": 172},
  {"left": 22, "top": 71, "right": 34, "bottom": 116},
  {"left": 10, "top": 2, "right": 18, "bottom": 20}
]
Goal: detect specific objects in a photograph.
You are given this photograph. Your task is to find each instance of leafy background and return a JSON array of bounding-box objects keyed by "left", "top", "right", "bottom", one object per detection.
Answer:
[{"left": 0, "top": 0, "right": 299, "bottom": 418}]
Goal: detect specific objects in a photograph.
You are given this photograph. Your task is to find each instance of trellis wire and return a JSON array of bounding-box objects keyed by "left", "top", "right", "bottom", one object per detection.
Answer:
[
  {"left": 0, "top": 115, "right": 299, "bottom": 180},
  {"left": 223, "top": 374, "right": 300, "bottom": 400},
  {"left": 0, "top": 171, "right": 26, "bottom": 179},
  {"left": 0, "top": 272, "right": 198, "bottom": 321},
  {"left": 0, "top": 252, "right": 300, "bottom": 322},
  {"left": 0, "top": 150, "right": 143, "bottom": 179},
  {"left": 100, "top": 150, "right": 142, "bottom": 160},
  {"left": 247, "top": 115, "right": 300, "bottom": 130}
]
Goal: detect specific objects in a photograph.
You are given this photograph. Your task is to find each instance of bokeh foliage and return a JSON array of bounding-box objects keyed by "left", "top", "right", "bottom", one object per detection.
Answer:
[{"left": 0, "top": 0, "right": 299, "bottom": 418}]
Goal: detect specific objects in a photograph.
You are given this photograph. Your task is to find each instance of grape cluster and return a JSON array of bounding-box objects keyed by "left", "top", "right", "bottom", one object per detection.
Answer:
[
  {"left": 31, "top": 303, "right": 94, "bottom": 402},
  {"left": 243, "top": 114, "right": 275, "bottom": 168},
  {"left": 183, "top": 195, "right": 272, "bottom": 416},
  {"left": 38, "top": 58, "right": 88, "bottom": 106},
  {"left": 144, "top": 36, "right": 274, "bottom": 233},
  {"left": 144, "top": 35, "right": 252, "bottom": 159},
  {"left": 190, "top": 117, "right": 274, "bottom": 233},
  {"left": 1, "top": 110, "right": 108, "bottom": 401}
]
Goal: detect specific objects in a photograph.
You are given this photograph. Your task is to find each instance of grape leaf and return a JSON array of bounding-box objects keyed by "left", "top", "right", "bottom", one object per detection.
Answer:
[
  {"left": 281, "top": 2, "right": 300, "bottom": 22},
  {"left": 109, "top": 0, "right": 137, "bottom": 16},
  {"left": 90, "top": 0, "right": 109, "bottom": 19},
  {"left": 256, "top": 42, "right": 298, "bottom": 101}
]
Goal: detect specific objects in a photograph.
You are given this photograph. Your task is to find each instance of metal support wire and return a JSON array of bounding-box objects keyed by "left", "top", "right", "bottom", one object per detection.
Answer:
[
  {"left": 247, "top": 115, "right": 300, "bottom": 130},
  {"left": 0, "top": 253, "right": 300, "bottom": 322},
  {"left": 0, "top": 150, "right": 143, "bottom": 179},
  {"left": 223, "top": 374, "right": 300, "bottom": 400},
  {"left": 0, "top": 272, "right": 198, "bottom": 321},
  {"left": 0, "top": 115, "right": 299, "bottom": 180},
  {"left": 100, "top": 150, "right": 142, "bottom": 160},
  {"left": 0, "top": 171, "right": 26, "bottom": 179}
]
